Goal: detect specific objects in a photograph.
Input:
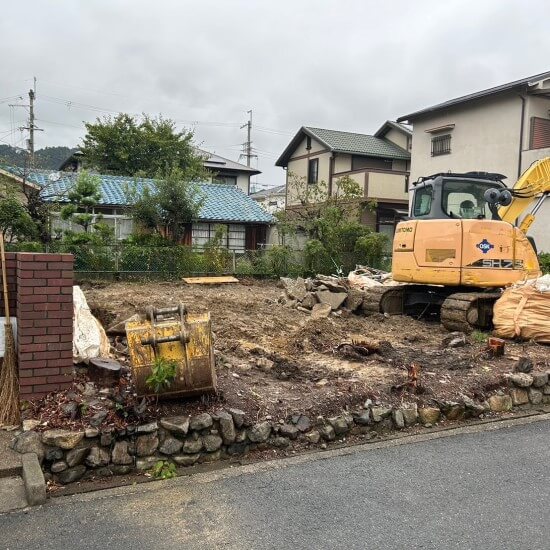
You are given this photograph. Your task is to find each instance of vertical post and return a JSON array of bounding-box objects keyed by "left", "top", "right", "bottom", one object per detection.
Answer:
[
  {"left": 232, "top": 250, "right": 236, "bottom": 273},
  {"left": 28, "top": 88, "right": 35, "bottom": 166}
]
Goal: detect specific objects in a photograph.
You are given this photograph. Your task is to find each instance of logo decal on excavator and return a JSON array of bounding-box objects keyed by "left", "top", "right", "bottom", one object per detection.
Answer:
[{"left": 476, "top": 239, "right": 494, "bottom": 254}]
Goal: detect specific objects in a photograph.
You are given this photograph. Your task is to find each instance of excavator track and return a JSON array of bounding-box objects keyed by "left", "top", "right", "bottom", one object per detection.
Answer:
[
  {"left": 440, "top": 291, "right": 502, "bottom": 333},
  {"left": 361, "top": 285, "right": 406, "bottom": 315}
]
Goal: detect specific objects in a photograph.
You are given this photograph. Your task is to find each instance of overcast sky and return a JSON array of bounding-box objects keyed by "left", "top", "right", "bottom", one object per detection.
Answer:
[{"left": 1, "top": 0, "right": 549, "bottom": 188}]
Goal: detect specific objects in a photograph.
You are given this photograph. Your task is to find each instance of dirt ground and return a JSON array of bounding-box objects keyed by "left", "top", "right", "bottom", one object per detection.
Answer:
[{"left": 79, "top": 278, "right": 550, "bottom": 423}]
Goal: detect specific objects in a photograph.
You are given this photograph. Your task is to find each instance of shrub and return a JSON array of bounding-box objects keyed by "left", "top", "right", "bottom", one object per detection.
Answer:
[{"left": 539, "top": 253, "right": 550, "bottom": 274}]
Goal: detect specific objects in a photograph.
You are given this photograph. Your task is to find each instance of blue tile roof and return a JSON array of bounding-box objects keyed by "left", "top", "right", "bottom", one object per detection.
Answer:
[{"left": 0, "top": 166, "right": 273, "bottom": 224}]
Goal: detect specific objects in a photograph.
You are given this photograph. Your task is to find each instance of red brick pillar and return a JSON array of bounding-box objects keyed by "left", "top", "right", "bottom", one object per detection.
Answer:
[{"left": 16, "top": 253, "right": 74, "bottom": 399}]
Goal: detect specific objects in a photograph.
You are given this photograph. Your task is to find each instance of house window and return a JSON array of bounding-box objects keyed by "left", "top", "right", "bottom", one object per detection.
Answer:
[
  {"left": 431, "top": 134, "right": 451, "bottom": 156},
  {"left": 213, "top": 175, "right": 237, "bottom": 186},
  {"left": 307, "top": 158, "right": 319, "bottom": 184},
  {"left": 530, "top": 117, "right": 550, "bottom": 149}
]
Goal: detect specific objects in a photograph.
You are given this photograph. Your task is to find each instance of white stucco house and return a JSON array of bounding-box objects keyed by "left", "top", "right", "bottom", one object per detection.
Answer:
[{"left": 398, "top": 70, "right": 550, "bottom": 252}]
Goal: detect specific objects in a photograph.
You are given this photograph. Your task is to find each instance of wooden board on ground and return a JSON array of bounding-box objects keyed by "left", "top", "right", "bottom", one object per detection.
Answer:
[{"left": 183, "top": 276, "right": 240, "bottom": 285}]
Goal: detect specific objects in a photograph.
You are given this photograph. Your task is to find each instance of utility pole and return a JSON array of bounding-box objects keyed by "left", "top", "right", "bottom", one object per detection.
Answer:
[
  {"left": 13, "top": 77, "right": 43, "bottom": 166},
  {"left": 240, "top": 109, "right": 257, "bottom": 167}
]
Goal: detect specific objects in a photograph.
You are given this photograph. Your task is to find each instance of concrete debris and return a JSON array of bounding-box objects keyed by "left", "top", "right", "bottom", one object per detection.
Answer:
[{"left": 310, "top": 303, "right": 332, "bottom": 319}]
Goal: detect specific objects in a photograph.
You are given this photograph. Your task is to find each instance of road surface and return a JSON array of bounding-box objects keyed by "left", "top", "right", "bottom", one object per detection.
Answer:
[{"left": 1, "top": 417, "right": 550, "bottom": 549}]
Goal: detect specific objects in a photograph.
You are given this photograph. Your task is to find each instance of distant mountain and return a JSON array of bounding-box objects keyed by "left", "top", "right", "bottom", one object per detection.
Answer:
[{"left": 0, "top": 145, "right": 77, "bottom": 170}]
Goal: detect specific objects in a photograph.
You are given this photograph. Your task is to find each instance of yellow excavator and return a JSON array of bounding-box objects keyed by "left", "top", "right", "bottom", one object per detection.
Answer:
[{"left": 364, "top": 157, "right": 550, "bottom": 332}]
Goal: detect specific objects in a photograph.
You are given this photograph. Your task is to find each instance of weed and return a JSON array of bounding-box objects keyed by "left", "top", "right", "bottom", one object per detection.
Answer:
[
  {"left": 146, "top": 356, "right": 179, "bottom": 394},
  {"left": 472, "top": 330, "right": 488, "bottom": 343},
  {"left": 149, "top": 460, "right": 177, "bottom": 480}
]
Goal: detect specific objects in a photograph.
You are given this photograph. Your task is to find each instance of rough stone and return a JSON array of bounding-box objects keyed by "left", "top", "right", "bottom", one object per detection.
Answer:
[
  {"left": 189, "top": 413, "right": 213, "bottom": 431},
  {"left": 310, "top": 303, "right": 332, "bottom": 320},
  {"left": 442, "top": 332, "right": 467, "bottom": 348},
  {"left": 136, "top": 456, "right": 159, "bottom": 471},
  {"left": 51, "top": 461, "right": 68, "bottom": 473},
  {"left": 328, "top": 416, "right": 350, "bottom": 436},
  {"left": 294, "top": 415, "right": 311, "bottom": 432},
  {"left": 269, "top": 436, "right": 290, "bottom": 448},
  {"left": 217, "top": 411, "right": 236, "bottom": 444},
  {"left": 529, "top": 388, "right": 543, "bottom": 405},
  {"left": 316, "top": 290, "right": 347, "bottom": 311},
  {"left": 515, "top": 356, "right": 533, "bottom": 373},
  {"left": 182, "top": 436, "right": 203, "bottom": 454},
  {"left": 136, "top": 433, "right": 159, "bottom": 457},
  {"left": 111, "top": 441, "right": 133, "bottom": 465},
  {"left": 281, "top": 277, "right": 307, "bottom": 301},
  {"left": 235, "top": 430, "right": 247, "bottom": 443},
  {"left": 532, "top": 373, "right": 549, "bottom": 388},
  {"left": 441, "top": 402, "right": 466, "bottom": 421},
  {"left": 42, "top": 429, "right": 84, "bottom": 450},
  {"left": 203, "top": 435, "right": 223, "bottom": 452},
  {"left": 320, "top": 424, "right": 336, "bottom": 441},
  {"left": 371, "top": 407, "right": 392, "bottom": 423},
  {"left": 66, "top": 447, "right": 89, "bottom": 467},
  {"left": 344, "top": 290, "right": 364, "bottom": 311},
  {"left": 160, "top": 416, "right": 190, "bottom": 436},
  {"left": 279, "top": 424, "right": 299, "bottom": 440},
  {"left": 508, "top": 373, "right": 534, "bottom": 388},
  {"left": 401, "top": 405, "right": 418, "bottom": 426},
  {"left": 488, "top": 394, "right": 513, "bottom": 412},
  {"left": 11, "top": 431, "right": 45, "bottom": 462},
  {"left": 510, "top": 388, "right": 529, "bottom": 405},
  {"left": 392, "top": 410, "right": 405, "bottom": 429},
  {"left": 22, "top": 419, "right": 41, "bottom": 432},
  {"left": 462, "top": 396, "right": 485, "bottom": 417},
  {"left": 200, "top": 450, "right": 222, "bottom": 463},
  {"left": 301, "top": 293, "right": 318, "bottom": 310},
  {"left": 100, "top": 430, "right": 113, "bottom": 447},
  {"left": 57, "top": 465, "right": 86, "bottom": 484},
  {"left": 248, "top": 421, "right": 272, "bottom": 443},
  {"left": 85, "top": 428, "right": 99, "bottom": 438},
  {"left": 418, "top": 407, "right": 441, "bottom": 425},
  {"left": 543, "top": 385, "right": 550, "bottom": 395},
  {"left": 85, "top": 446, "right": 110, "bottom": 468},
  {"left": 305, "top": 430, "right": 321, "bottom": 444},
  {"left": 353, "top": 410, "right": 371, "bottom": 426},
  {"left": 45, "top": 447, "right": 63, "bottom": 462},
  {"left": 89, "top": 411, "right": 108, "bottom": 428},
  {"left": 173, "top": 454, "right": 200, "bottom": 466},
  {"left": 158, "top": 436, "right": 183, "bottom": 456},
  {"left": 228, "top": 408, "right": 246, "bottom": 428},
  {"left": 136, "top": 422, "right": 158, "bottom": 434},
  {"left": 255, "top": 357, "right": 275, "bottom": 372},
  {"left": 227, "top": 442, "right": 248, "bottom": 455}
]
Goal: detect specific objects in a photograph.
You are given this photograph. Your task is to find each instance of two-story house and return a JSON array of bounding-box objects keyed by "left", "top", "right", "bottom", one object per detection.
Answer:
[
  {"left": 398, "top": 70, "right": 550, "bottom": 251},
  {"left": 275, "top": 123, "right": 411, "bottom": 238}
]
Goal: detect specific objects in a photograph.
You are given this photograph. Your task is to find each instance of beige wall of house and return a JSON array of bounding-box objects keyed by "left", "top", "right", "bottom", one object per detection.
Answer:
[{"left": 384, "top": 127, "right": 409, "bottom": 150}]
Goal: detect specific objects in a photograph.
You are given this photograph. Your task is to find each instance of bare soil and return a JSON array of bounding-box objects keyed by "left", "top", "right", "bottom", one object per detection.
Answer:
[{"left": 76, "top": 279, "right": 550, "bottom": 423}]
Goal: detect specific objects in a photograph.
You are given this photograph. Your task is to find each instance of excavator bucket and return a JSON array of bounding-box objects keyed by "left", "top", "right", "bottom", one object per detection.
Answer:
[{"left": 125, "top": 304, "right": 217, "bottom": 399}]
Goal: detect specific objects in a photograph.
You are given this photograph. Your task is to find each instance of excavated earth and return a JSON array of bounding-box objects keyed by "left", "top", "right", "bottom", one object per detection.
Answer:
[{"left": 77, "top": 278, "right": 550, "bottom": 423}]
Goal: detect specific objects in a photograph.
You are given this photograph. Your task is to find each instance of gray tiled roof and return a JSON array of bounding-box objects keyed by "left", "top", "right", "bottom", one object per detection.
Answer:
[
  {"left": 275, "top": 126, "right": 410, "bottom": 166},
  {"left": 196, "top": 148, "right": 261, "bottom": 175},
  {"left": 398, "top": 70, "right": 550, "bottom": 122},
  {"left": 0, "top": 166, "right": 273, "bottom": 224},
  {"left": 250, "top": 184, "right": 286, "bottom": 199}
]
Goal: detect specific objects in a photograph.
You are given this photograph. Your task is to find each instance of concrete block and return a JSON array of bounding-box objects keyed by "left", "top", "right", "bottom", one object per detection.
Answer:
[{"left": 21, "top": 453, "right": 46, "bottom": 506}]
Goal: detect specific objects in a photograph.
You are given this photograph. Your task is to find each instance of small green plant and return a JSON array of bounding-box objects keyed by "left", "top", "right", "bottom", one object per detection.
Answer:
[
  {"left": 471, "top": 330, "right": 488, "bottom": 344},
  {"left": 146, "top": 356, "right": 179, "bottom": 394},
  {"left": 150, "top": 460, "right": 177, "bottom": 480},
  {"left": 539, "top": 253, "right": 550, "bottom": 275}
]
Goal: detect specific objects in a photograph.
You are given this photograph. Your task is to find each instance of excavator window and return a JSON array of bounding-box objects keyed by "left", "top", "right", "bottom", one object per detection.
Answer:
[
  {"left": 413, "top": 185, "right": 433, "bottom": 216},
  {"left": 442, "top": 179, "right": 498, "bottom": 219}
]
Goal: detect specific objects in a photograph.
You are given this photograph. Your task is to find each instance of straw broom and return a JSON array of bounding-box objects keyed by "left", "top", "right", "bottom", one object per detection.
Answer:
[{"left": 0, "top": 233, "right": 20, "bottom": 427}]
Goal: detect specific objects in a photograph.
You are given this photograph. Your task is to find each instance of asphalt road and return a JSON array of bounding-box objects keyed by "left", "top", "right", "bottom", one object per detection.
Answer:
[{"left": 2, "top": 418, "right": 550, "bottom": 550}]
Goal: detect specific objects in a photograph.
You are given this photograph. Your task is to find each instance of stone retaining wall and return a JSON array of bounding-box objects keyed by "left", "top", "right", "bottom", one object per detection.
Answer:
[{"left": 10, "top": 371, "right": 550, "bottom": 484}]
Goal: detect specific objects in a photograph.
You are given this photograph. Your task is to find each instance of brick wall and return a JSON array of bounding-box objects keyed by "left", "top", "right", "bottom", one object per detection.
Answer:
[{"left": 0, "top": 253, "right": 75, "bottom": 400}]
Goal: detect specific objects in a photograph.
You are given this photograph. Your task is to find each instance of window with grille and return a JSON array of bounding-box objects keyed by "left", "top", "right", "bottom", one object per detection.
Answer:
[
  {"left": 530, "top": 117, "right": 550, "bottom": 149},
  {"left": 431, "top": 134, "right": 451, "bottom": 156}
]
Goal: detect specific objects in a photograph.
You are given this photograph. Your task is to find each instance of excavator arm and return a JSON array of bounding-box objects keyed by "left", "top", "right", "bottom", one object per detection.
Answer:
[{"left": 497, "top": 157, "right": 550, "bottom": 233}]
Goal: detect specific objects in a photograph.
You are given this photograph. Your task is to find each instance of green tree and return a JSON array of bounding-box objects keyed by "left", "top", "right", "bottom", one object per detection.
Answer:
[
  {"left": 127, "top": 167, "right": 205, "bottom": 244},
  {"left": 60, "top": 170, "right": 110, "bottom": 243},
  {"left": 0, "top": 194, "right": 38, "bottom": 243},
  {"left": 81, "top": 113, "right": 207, "bottom": 178}
]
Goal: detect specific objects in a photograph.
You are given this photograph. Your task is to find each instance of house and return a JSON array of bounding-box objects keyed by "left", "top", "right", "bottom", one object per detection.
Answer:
[
  {"left": 59, "top": 149, "right": 260, "bottom": 195},
  {"left": 250, "top": 184, "right": 286, "bottom": 214},
  {"left": 275, "top": 124, "right": 411, "bottom": 238},
  {"left": 398, "top": 70, "right": 550, "bottom": 251},
  {"left": 0, "top": 166, "right": 273, "bottom": 250}
]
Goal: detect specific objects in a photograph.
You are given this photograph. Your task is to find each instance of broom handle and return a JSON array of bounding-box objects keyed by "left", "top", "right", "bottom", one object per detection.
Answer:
[{"left": 0, "top": 233, "right": 11, "bottom": 321}]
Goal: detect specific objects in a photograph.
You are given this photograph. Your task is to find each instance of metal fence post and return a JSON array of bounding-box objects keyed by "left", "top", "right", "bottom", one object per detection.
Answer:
[{"left": 232, "top": 250, "right": 236, "bottom": 273}]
